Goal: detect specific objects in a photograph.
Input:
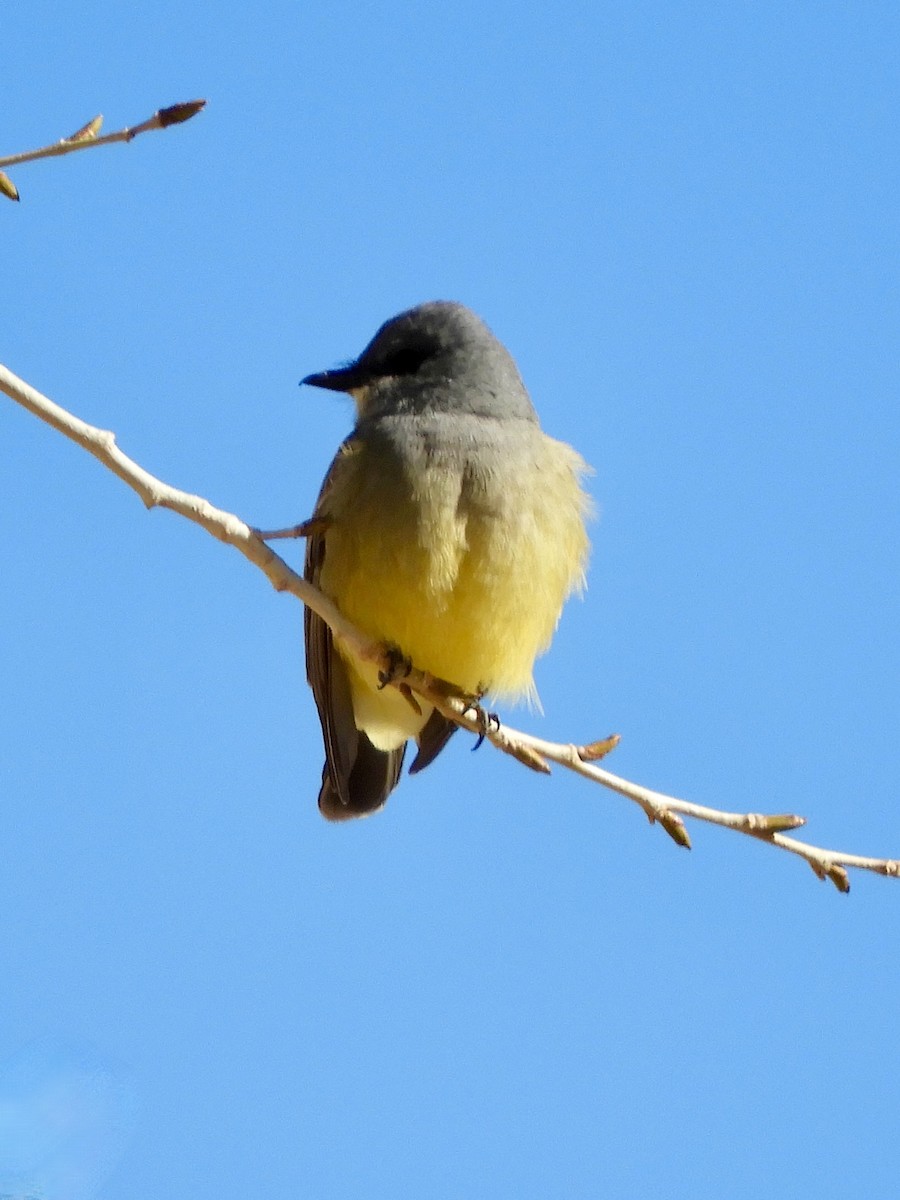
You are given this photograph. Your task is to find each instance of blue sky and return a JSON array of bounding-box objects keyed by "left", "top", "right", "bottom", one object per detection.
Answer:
[{"left": 2, "top": 2, "right": 898, "bottom": 1196}]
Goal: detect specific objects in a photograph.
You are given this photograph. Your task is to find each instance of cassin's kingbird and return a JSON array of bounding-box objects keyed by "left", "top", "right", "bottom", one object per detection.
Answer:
[{"left": 302, "top": 301, "right": 590, "bottom": 820}]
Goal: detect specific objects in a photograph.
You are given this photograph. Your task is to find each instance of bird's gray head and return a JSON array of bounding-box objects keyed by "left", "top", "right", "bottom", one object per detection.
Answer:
[{"left": 301, "top": 301, "right": 538, "bottom": 423}]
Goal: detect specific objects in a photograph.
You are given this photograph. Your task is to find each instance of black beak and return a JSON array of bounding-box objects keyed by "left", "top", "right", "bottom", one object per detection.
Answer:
[{"left": 301, "top": 364, "right": 364, "bottom": 392}]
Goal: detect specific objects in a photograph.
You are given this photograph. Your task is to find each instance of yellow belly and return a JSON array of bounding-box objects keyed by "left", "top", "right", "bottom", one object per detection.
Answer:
[{"left": 318, "top": 428, "right": 589, "bottom": 748}]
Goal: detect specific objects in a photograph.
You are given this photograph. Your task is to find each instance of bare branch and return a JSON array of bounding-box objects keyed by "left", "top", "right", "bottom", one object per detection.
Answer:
[
  {"left": 2, "top": 361, "right": 897, "bottom": 893},
  {"left": 0, "top": 101, "right": 206, "bottom": 198},
  {"left": 0, "top": 362, "right": 374, "bottom": 663}
]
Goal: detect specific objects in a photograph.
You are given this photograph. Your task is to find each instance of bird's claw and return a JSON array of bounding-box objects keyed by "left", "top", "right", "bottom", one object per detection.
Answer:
[
  {"left": 377, "top": 645, "right": 413, "bottom": 689},
  {"left": 466, "top": 703, "right": 500, "bottom": 751}
]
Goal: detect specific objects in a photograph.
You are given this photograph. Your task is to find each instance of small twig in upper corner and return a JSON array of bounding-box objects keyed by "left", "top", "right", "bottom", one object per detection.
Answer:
[{"left": 0, "top": 100, "right": 206, "bottom": 200}]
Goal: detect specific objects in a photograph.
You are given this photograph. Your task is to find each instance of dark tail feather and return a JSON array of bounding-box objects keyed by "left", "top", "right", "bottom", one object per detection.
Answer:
[
  {"left": 409, "top": 709, "right": 458, "bottom": 775},
  {"left": 318, "top": 736, "right": 406, "bottom": 821}
]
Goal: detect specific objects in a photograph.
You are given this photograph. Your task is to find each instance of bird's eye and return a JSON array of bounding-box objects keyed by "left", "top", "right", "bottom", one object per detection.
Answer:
[{"left": 379, "top": 339, "right": 435, "bottom": 377}]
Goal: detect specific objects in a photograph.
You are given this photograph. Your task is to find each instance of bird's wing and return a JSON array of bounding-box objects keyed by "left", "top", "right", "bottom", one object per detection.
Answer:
[{"left": 304, "top": 444, "right": 406, "bottom": 820}]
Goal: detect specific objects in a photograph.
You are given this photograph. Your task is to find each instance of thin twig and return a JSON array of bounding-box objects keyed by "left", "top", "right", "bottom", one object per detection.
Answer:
[
  {"left": 0, "top": 101, "right": 206, "bottom": 199},
  {"left": 0, "top": 363, "right": 371, "bottom": 662},
  {"left": 2, "top": 361, "right": 897, "bottom": 893}
]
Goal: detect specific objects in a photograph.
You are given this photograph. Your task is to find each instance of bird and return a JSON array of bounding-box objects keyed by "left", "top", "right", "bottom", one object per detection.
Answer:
[{"left": 301, "top": 301, "right": 591, "bottom": 820}]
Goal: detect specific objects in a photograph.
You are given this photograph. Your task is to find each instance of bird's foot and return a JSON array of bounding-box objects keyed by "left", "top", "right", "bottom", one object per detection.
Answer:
[
  {"left": 377, "top": 646, "right": 422, "bottom": 715},
  {"left": 421, "top": 676, "right": 498, "bottom": 750},
  {"left": 467, "top": 705, "right": 501, "bottom": 752},
  {"left": 377, "top": 645, "right": 413, "bottom": 689}
]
